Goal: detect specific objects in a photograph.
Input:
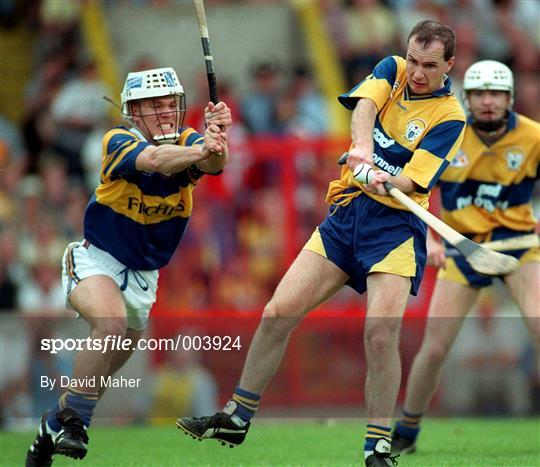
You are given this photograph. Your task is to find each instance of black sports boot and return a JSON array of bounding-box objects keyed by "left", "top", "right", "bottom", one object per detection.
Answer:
[
  {"left": 176, "top": 411, "right": 250, "bottom": 448},
  {"left": 54, "top": 408, "right": 89, "bottom": 460},
  {"left": 391, "top": 431, "right": 417, "bottom": 455},
  {"left": 25, "top": 411, "right": 55, "bottom": 467},
  {"left": 365, "top": 439, "right": 399, "bottom": 466}
]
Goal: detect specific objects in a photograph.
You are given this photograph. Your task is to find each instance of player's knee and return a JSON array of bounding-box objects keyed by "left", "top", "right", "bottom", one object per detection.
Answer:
[
  {"left": 422, "top": 342, "right": 450, "bottom": 367},
  {"left": 92, "top": 315, "right": 128, "bottom": 338},
  {"left": 364, "top": 320, "right": 401, "bottom": 355},
  {"left": 261, "top": 301, "right": 299, "bottom": 333},
  {"left": 262, "top": 299, "right": 294, "bottom": 320}
]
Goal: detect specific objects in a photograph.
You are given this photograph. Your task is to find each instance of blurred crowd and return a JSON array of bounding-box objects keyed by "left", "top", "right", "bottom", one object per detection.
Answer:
[{"left": 1, "top": 0, "right": 539, "bottom": 317}]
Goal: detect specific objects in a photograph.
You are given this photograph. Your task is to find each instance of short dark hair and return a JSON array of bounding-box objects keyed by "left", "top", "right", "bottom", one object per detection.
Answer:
[{"left": 407, "top": 20, "right": 456, "bottom": 61}]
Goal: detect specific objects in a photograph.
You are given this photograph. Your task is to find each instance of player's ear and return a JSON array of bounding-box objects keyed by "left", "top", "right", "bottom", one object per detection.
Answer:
[{"left": 446, "top": 56, "right": 455, "bottom": 73}]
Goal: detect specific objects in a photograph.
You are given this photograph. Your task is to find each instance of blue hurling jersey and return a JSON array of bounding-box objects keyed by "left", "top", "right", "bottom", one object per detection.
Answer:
[
  {"left": 327, "top": 55, "right": 465, "bottom": 210},
  {"left": 84, "top": 125, "right": 205, "bottom": 270}
]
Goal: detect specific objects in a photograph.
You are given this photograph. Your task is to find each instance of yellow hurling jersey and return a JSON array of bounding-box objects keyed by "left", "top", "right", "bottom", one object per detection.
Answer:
[
  {"left": 439, "top": 112, "right": 540, "bottom": 234},
  {"left": 327, "top": 55, "right": 465, "bottom": 210},
  {"left": 84, "top": 125, "right": 205, "bottom": 270}
]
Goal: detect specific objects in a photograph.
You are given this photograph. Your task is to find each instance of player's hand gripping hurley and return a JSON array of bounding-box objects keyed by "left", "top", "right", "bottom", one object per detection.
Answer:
[{"left": 338, "top": 153, "right": 520, "bottom": 276}]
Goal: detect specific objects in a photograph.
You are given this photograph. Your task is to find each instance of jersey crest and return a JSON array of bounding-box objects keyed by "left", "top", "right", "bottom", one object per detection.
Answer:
[
  {"left": 505, "top": 148, "right": 524, "bottom": 171},
  {"left": 404, "top": 118, "right": 426, "bottom": 143}
]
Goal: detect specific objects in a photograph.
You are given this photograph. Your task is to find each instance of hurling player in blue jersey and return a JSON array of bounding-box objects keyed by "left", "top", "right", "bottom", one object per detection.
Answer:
[
  {"left": 177, "top": 20, "right": 464, "bottom": 467},
  {"left": 392, "top": 61, "right": 540, "bottom": 456},
  {"left": 26, "top": 67, "right": 231, "bottom": 466}
]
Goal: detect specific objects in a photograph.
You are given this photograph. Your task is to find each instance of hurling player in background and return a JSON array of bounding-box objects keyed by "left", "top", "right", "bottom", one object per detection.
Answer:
[
  {"left": 178, "top": 20, "right": 465, "bottom": 467},
  {"left": 392, "top": 60, "right": 540, "bottom": 455},
  {"left": 26, "top": 67, "right": 231, "bottom": 465}
]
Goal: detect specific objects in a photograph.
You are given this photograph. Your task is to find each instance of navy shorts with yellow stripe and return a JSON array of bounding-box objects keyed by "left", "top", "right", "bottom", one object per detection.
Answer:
[
  {"left": 439, "top": 226, "right": 540, "bottom": 288},
  {"left": 304, "top": 192, "right": 427, "bottom": 296}
]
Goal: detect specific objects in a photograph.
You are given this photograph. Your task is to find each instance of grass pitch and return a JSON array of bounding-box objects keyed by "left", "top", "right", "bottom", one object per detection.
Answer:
[{"left": 2, "top": 418, "right": 539, "bottom": 466}]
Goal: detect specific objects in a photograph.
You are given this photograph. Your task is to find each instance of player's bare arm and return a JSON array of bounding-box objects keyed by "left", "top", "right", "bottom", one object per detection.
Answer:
[
  {"left": 347, "top": 98, "right": 377, "bottom": 170},
  {"left": 135, "top": 114, "right": 228, "bottom": 175}
]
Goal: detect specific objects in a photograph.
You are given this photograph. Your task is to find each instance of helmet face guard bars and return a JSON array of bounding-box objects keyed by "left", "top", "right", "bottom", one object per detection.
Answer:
[{"left": 121, "top": 68, "right": 186, "bottom": 144}]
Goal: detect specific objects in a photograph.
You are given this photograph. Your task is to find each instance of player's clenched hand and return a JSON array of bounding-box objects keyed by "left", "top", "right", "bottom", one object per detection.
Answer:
[
  {"left": 205, "top": 102, "right": 232, "bottom": 130},
  {"left": 427, "top": 231, "right": 446, "bottom": 269},
  {"left": 346, "top": 144, "right": 373, "bottom": 173},
  {"left": 363, "top": 170, "right": 390, "bottom": 196},
  {"left": 201, "top": 123, "right": 227, "bottom": 158}
]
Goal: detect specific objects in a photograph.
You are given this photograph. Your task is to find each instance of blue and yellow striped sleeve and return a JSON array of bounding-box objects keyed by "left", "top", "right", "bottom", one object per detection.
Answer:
[
  {"left": 402, "top": 120, "right": 465, "bottom": 191},
  {"left": 179, "top": 127, "right": 204, "bottom": 146},
  {"left": 101, "top": 129, "right": 150, "bottom": 180},
  {"left": 338, "top": 56, "right": 397, "bottom": 111}
]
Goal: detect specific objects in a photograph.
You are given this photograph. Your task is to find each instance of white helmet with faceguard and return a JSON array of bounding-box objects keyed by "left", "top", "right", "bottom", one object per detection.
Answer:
[
  {"left": 463, "top": 60, "right": 514, "bottom": 102},
  {"left": 121, "top": 67, "right": 186, "bottom": 144},
  {"left": 463, "top": 60, "right": 514, "bottom": 132}
]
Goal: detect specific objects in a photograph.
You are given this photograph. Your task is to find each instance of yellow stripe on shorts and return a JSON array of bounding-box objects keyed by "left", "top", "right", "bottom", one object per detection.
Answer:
[
  {"left": 370, "top": 236, "right": 416, "bottom": 277},
  {"left": 302, "top": 227, "right": 328, "bottom": 258}
]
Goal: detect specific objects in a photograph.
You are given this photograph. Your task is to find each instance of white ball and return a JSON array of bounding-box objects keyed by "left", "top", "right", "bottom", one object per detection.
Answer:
[{"left": 353, "top": 164, "right": 375, "bottom": 184}]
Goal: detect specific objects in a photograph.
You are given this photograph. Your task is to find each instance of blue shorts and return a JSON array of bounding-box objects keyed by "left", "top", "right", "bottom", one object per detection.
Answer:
[
  {"left": 303, "top": 192, "right": 427, "bottom": 296},
  {"left": 439, "top": 226, "right": 539, "bottom": 288}
]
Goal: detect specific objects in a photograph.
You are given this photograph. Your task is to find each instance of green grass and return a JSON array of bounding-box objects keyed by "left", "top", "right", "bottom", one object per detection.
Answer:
[{"left": 2, "top": 418, "right": 539, "bottom": 466}]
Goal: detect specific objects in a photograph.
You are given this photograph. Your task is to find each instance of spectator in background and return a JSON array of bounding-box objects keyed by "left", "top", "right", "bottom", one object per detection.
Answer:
[
  {"left": 34, "top": 0, "right": 81, "bottom": 69},
  {"left": 445, "top": 18, "right": 478, "bottom": 102},
  {"left": 277, "top": 65, "right": 328, "bottom": 137},
  {"left": 445, "top": 0, "right": 512, "bottom": 65},
  {"left": 241, "top": 61, "right": 281, "bottom": 134},
  {"left": 0, "top": 228, "right": 19, "bottom": 311},
  {"left": 17, "top": 254, "right": 65, "bottom": 314},
  {"left": 0, "top": 114, "right": 28, "bottom": 194},
  {"left": 80, "top": 118, "right": 115, "bottom": 194},
  {"left": 22, "top": 54, "right": 67, "bottom": 173},
  {"left": 493, "top": 0, "right": 540, "bottom": 72},
  {"left": 339, "top": 0, "right": 399, "bottom": 86},
  {"left": 46, "top": 58, "right": 109, "bottom": 180},
  {"left": 515, "top": 72, "right": 540, "bottom": 121},
  {"left": 16, "top": 175, "right": 68, "bottom": 270},
  {"left": 391, "top": 0, "right": 448, "bottom": 64}
]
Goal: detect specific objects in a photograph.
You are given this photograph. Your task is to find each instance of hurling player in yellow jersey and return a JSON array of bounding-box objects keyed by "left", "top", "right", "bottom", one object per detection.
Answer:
[
  {"left": 178, "top": 20, "right": 464, "bottom": 467},
  {"left": 392, "top": 60, "right": 540, "bottom": 455},
  {"left": 26, "top": 67, "right": 231, "bottom": 465}
]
